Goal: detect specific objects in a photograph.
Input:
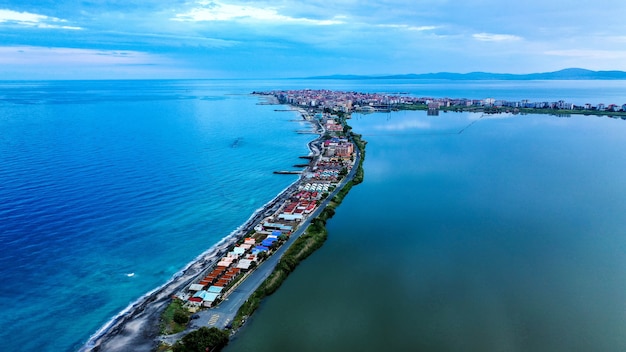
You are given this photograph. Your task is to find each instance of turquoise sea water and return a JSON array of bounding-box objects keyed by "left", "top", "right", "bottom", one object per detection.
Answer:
[
  {"left": 226, "top": 110, "right": 626, "bottom": 351},
  {"left": 0, "top": 80, "right": 314, "bottom": 351},
  {"left": 1, "top": 79, "right": 626, "bottom": 351}
]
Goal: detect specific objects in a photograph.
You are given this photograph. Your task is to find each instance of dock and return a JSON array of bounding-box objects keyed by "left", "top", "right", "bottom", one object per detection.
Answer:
[{"left": 273, "top": 170, "right": 303, "bottom": 174}]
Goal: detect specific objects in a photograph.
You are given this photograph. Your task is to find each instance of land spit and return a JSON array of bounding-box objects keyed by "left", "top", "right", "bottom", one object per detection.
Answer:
[{"left": 80, "top": 108, "right": 321, "bottom": 352}]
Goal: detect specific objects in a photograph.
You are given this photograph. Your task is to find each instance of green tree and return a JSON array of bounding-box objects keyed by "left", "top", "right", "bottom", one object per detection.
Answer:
[
  {"left": 173, "top": 327, "right": 229, "bottom": 352},
  {"left": 173, "top": 309, "right": 189, "bottom": 325},
  {"left": 257, "top": 251, "right": 268, "bottom": 261},
  {"left": 280, "top": 256, "right": 298, "bottom": 272}
]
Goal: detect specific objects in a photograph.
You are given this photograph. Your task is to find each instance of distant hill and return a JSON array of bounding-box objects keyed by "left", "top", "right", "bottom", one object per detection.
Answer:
[{"left": 308, "top": 68, "right": 626, "bottom": 80}]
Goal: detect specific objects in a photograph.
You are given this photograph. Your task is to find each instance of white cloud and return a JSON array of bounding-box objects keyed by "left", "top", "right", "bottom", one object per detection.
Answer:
[
  {"left": 408, "top": 25, "right": 437, "bottom": 31},
  {"left": 0, "top": 46, "right": 207, "bottom": 80},
  {"left": 102, "top": 30, "right": 240, "bottom": 48},
  {"left": 0, "top": 9, "right": 82, "bottom": 30},
  {"left": 472, "top": 32, "right": 521, "bottom": 42},
  {"left": 377, "top": 24, "right": 437, "bottom": 31},
  {"left": 544, "top": 49, "right": 626, "bottom": 60},
  {"left": 173, "top": 1, "right": 343, "bottom": 25},
  {"left": 0, "top": 46, "right": 165, "bottom": 65}
]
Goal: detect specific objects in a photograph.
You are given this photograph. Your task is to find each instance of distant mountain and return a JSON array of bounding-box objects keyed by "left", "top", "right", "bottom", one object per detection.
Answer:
[{"left": 308, "top": 68, "right": 626, "bottom": 80}]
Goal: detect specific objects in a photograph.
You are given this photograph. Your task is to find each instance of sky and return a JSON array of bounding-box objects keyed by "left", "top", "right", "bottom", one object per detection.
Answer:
[{"left": 1, "top": 0, "right": 626, "bottom": 79}]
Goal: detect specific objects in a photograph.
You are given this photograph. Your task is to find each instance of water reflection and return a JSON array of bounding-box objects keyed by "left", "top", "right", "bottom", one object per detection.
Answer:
[{"left": 226, "top": 111, "right": 626, "bottom": 352}]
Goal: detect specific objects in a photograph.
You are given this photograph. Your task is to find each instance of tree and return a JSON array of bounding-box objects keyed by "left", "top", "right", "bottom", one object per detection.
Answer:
[
  {"left": 257, "top": 251, "right": 268, "bottom": 261},
  {"left": 173, "top": 309, "right": 189, "bottom": 325},
  {"left": 173, "top": 327, "right": 229, "bottom": 352},
  {"left": 280, "top": 256, "right": 298, "bottom": 272}
]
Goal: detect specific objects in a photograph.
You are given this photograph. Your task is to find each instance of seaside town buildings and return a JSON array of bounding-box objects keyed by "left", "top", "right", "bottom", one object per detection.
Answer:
[
  {"left": 256, "top": 89, "right": 626, "bottom": 114},
  {"left": 174, "top": 98, "right": 357, "bottom": 310}
]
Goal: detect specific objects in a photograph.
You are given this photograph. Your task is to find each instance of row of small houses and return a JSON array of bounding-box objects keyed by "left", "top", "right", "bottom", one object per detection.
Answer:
[
  {"left": 179, "top": 130, "right": 353, "bottom": 308},
  {"left": 181, "top": 233, "right": 282, "bottom": 307}
]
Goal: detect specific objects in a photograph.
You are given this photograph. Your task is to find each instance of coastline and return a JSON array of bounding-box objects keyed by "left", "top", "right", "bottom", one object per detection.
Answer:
[{"left": 80, "top": 106, "right": 322, "bottom": 351}]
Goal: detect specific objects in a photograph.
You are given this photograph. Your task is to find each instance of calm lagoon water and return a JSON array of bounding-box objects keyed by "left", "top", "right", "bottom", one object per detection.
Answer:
[
  {"left": 2, "top": 79, "right": 626, "bottom": 351},
  {"left": 227, "top": 111, "right": 626, "bottom": 352}
]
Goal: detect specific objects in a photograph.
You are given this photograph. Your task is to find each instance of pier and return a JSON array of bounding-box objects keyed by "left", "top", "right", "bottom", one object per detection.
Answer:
[{"left": 273, "top": 170, "right": 303, "bottom": 174}]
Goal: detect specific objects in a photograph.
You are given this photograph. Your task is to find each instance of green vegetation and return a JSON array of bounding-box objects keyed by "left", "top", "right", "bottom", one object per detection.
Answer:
[
  {"left": 173, "top": 310, "right": 189, "bottom": 325},
  {"left": 230, "top": 125, "right": 366, "bottom": 331},
  {"left": 156, "top": 343, "right": 174, "bottom": 352},
  {"left": 172, "top": 327, "right": 229, "bottom": 352},
  {"left": 230, "top": 219, "right": 329, "bottom": 330},
  {"left": 345, "top": 132, "right": 366, "bottom": 189},
  {"left": 161, "top": 300, "right": 190, "bottom": 335}
]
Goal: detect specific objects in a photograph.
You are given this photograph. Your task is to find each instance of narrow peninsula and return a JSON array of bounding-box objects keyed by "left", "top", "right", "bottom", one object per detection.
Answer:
[
  {"left": 82, "top": 87, "right": 624, "bottom": 352},
  {"left": 81, "top": 91, "right": 365, "bottom": 352}
]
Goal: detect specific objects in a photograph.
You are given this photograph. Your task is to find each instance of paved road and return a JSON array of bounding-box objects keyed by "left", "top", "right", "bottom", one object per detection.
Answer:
[
  {"left": 160, "top": 129, "right": 362, "bottom": 345},
  {"left": 198, "top": 144, "right": 360, "bottom": 328}
]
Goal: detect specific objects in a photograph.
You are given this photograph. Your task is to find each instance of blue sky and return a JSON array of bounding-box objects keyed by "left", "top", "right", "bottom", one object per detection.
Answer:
[{"left": 1, "top": 0, "right": 626, "bottom": 79}]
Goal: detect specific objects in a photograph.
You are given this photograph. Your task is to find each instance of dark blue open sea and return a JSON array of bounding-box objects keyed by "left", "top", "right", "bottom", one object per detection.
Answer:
[{"left": 1, "top": 79, "right": 626, "bottom": 351}]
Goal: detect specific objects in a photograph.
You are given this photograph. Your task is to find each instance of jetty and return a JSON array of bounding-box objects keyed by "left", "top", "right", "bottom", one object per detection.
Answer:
[{"left": 273, "top": 170, "right": 303, "bottom": 174}]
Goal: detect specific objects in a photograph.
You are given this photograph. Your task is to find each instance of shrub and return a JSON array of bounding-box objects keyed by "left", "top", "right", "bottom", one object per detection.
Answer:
[
  {"left": 173, "top": 309, "right": 189, "bottom": 325},
  {"left": 172, "top": 327, "right": 229, "bottom": 352}
]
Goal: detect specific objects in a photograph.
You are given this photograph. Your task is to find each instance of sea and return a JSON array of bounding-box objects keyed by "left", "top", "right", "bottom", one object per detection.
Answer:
[{"left": 1, "top": 79, "right": 626, "bottom": 352}]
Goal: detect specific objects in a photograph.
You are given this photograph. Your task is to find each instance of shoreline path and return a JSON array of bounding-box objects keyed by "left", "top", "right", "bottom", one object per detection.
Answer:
[{"left": 81, "top": 107, "right": 360, "bottom": 351}]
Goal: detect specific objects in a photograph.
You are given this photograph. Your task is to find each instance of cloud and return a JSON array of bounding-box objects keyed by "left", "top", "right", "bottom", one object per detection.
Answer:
[
  {"left": 173, "top": 0, "right": 344, "bottom": 25},
  {"left": 101, "top": 30, "right": 240, "bottom": 48},
  {"left": 0, "top": 9, "right": 81, "bottom": 30},
  {"left": 544, "top": 49, "right": 626, "bottom": 60},
  {"left": 472, "top": 32, "right": 521, "bottom": 42},
  {"left": 0, "top": 46, "right": 166, "bottom": 66},
  {"left": 377, "top": 24, "right": 437, "bottom": 31},
  {"left": 0, "top": 45, "right": 199, "bottom": 80}
]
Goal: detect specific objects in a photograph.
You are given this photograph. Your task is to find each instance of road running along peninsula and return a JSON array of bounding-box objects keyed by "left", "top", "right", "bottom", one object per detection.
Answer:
[{"left": 80, "top": 104, "right": 360, "bottom": 351}]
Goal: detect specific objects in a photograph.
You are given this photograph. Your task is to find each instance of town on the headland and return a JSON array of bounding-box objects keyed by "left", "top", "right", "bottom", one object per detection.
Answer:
[{"left": 259, "top": 89, "right": 626, "bottom": 117}]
